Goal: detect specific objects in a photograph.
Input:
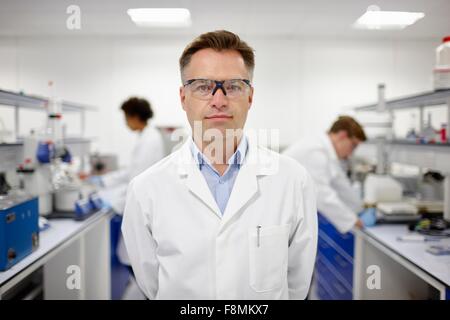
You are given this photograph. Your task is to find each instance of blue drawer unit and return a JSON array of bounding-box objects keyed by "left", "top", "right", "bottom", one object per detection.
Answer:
[
  {"left": 318, "top": 213, "right": 354, "bottom": 256},
  {"left": 315, "top": 212, "right": 354, "bottom": 300},
  {"left": 0, "top": 195, "right": 39, "bottom": 271}
]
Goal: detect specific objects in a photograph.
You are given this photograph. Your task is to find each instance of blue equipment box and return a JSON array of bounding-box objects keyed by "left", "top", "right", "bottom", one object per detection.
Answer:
[{"left": 0, "top": 195, "right": 39, "bottom": 271}]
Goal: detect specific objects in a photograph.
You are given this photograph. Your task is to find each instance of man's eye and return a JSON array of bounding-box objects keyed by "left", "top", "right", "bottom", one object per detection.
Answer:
[
  {"left": 195, "top": 85, "right": 211, "bottom": 92},
  {"left": 226, "top": 80, "right": 246, "bottom": 90},
  {"left": 231, "top": 85, "right": 242, "bottom": 91}
]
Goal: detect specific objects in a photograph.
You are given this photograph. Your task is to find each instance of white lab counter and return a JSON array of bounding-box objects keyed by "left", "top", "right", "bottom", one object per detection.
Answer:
[
  {"left": 0, "top": 209, "right": 112, "bottom": 299},
  {"left": 354, "top": 224, "right": 450, "bottom": 300}
]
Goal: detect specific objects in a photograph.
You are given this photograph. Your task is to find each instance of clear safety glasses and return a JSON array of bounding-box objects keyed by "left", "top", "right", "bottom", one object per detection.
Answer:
[{"left": 183, "top": 79, "right": 252, "bottom": 100}]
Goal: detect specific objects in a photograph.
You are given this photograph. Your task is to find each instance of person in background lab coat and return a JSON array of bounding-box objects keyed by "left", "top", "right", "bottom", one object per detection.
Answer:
[
  {"left": 284, "top": 116, "right": 375, "bottom": 234},
  {"left": 93, "top": 97, "right": 166, "bottom": 214},
  {"left": 122, "top": 30, "right": 318, "bottom": 300},
  {"left": 91, "top": 97, "right": 166, "bottom": 268}
]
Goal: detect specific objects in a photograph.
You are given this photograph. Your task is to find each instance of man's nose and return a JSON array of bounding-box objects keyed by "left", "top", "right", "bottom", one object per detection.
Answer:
[
  {"left": 210, "top": 86, "right": 228, "bottom": 108},
  {"left": 212, "top": 83, "right": 227, "bottom": 96}
]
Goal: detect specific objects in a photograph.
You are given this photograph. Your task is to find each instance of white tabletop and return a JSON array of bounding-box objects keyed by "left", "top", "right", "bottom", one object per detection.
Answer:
[
  {"left": 0, "top": 209, "right": 111, "bottom": 287},
  {"left": 362, "top": 224, "right": 450, "bottom": 287}
]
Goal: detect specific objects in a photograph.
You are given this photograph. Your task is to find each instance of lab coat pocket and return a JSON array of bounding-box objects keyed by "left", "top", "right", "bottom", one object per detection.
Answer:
[{"left": 248, "top": 224, "right": 290, "bottom": 292}]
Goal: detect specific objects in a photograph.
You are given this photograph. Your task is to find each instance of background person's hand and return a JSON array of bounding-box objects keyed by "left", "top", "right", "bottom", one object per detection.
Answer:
[
  {"left": 358, "top": 208, "right": 377, "bottom": 228},
  {"left": 355, "top": 219, "right": 364, "bottom": 229}
]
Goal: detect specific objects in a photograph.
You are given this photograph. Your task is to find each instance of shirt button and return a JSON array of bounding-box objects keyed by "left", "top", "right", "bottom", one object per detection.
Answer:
[{"left": 219, "top": 179, "right": 224, "bottom": 184}]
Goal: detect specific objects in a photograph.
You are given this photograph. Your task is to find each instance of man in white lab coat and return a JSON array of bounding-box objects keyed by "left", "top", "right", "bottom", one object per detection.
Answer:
[
  {"left": 284, "top": 116, "right": 374, "bottom": 234},
  {"left": 122, "top": 30, "right": 318, "bottom": 300}
]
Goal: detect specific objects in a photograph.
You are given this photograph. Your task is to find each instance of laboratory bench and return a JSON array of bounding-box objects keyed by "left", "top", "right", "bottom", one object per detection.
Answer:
[
  {"left": 315, "top": 213, "right": 450, "bottom": 300},
  {"left": 354, "top": 224, "right": 450, "bottom": 300},
  {"left": 0, "top": 209, "right": 113, "bottom": 300}
]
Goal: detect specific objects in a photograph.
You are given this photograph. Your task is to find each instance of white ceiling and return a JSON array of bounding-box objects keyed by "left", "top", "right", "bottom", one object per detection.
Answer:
[{"left": 0, "top": 0, "right": 449, "bottom": 39}]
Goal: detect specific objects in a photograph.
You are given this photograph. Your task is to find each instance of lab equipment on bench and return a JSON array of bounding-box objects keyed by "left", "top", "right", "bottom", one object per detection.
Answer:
[
  {"left": 397, "top": 234, "right": 440, "bottom": 242},
  {"left": 377, "top": 202, "right": 419, "bottom": 215},
  {"left": 0, "top": 172, "right": 11, "bottom": 195},
  {"left": 418, "top": 171, "right": 444, "bottom": 202},
  {"left": 364, "top": 174, "right": 403, "bottom": 205},
  {"left": 376, "top": 202, "right": 420, "bottom": 223},
  {"left": 17, "top": 94, "right": 72, "bottom": 217},
  {"left": 0, "top": 194, "right": 39, "bottom": 271},
  {"left": 409, "top": 199, "right": 444, "bottom": 214},
  {"left": 426, "top": 245, "right": 450, "bottom": 256},
  {"left": 52, "top": 178, "right": 104, "bottom": 221},
  {"left": 89, "top": 153, "right": 118, "bottom": 175}
]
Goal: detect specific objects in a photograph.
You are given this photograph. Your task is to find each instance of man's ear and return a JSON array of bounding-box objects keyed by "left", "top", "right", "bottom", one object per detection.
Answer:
[
  {"left": 180, "top": 86, "right": 187, "bottom": 111},
  {"left": 247, "top": 87, "right": 254, "bottom": 110}
]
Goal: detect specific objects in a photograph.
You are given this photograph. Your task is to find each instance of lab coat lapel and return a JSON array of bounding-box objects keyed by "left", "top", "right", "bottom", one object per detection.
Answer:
[
  {"left": 220, "top": 160, "right": 258, "bottom": 228},
  {"left": 176, "top": 141, "right": 222, "bottom": 219},
  {"left": 220, "top": 139, "right": 276, "bottom": 229}
]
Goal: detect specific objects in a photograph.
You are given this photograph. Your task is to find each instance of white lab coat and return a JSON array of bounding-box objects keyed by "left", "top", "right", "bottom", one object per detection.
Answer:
[
  {"left": 122, "top": 137, "right": 318, "bottom": 300},
  {"left": 99, "top": 124, "right": 165, "bottom": 265},
  {"left": 283, "top": 133, "right": 363, "bottom": 233}
]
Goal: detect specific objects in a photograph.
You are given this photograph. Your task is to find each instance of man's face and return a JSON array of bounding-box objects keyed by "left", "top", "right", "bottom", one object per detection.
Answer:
[
  {"left": 180, "top": 48, "right": 253, "bottom": 138},
  {"left": 334, "top": 131, "right": 361, "bottom": 159}
]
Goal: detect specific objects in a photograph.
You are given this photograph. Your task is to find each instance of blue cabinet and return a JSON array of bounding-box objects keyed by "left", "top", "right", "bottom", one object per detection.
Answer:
[
  {"left": 315, "top": 213, "right": 354, "bottom": 300},
  {"left": 0, "top": 196, "right": 39, "bottom": 271}
]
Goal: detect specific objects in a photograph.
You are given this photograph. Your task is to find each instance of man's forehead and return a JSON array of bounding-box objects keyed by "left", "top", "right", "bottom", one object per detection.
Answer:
[{"left": 184, "top": 48, "right": 249, "bottom": 77}]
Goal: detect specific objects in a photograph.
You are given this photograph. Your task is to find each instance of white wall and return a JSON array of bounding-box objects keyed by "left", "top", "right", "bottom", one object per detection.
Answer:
[{"left": 0, "top": 35, "right": 441, "bottom": 166}]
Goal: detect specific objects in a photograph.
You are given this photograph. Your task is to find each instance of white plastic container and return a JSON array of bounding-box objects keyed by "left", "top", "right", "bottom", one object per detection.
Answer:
[
  {"left": 364, "top": 174, "right": 403, "bottom": 205},
  {"left": 433, "top": 36, "right": 450, "bottom": 90}
]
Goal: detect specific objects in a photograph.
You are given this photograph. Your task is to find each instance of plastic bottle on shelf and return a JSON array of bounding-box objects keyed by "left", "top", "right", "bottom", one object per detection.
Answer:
[
  {"left": 406, "top": 113, "right": 418, "bottom": 141},
  {"left": 420, "top": 113, "right": 437, "bottom": 144},
  {"left": 433, "top": 36, "right": 450, "bottom": 90}
]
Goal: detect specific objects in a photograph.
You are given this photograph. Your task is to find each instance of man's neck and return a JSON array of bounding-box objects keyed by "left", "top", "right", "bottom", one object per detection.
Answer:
[{"left": 194, "top": 135, "right": 242, "bottom": 176}]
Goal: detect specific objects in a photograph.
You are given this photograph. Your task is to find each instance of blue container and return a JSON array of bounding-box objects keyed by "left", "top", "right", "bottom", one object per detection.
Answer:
[{"left": 0, "top": 195, "right": 39, "bottom": 271}]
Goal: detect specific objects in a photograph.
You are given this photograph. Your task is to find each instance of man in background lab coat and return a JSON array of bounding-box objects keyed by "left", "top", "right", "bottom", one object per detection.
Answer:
[
  {"left": 122, "top": 30, "right": 318, "bottom": 300},
  {"left": 284, "top": 116, "right": 374, "bottom": 234}
]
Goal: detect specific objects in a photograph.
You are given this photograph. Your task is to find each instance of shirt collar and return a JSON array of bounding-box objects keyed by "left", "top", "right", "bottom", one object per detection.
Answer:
[{"left": 190, "top": 135, "right": 248, "bottom": 170}]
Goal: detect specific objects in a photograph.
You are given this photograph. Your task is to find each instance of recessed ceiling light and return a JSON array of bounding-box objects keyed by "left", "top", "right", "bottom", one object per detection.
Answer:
[
  {"left": 353, "top": 5, "right": 425, "bottom": 30},
  {"left": 127, "top": 8, "right": 192, "bottom": 28}
]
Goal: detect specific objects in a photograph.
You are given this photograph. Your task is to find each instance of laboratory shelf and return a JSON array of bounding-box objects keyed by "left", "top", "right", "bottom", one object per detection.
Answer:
[
  {"left": 351, "top": 86, "right": 450, "bottom": 222},
  {"left": 0, "top": 138, "right": 93, "bottom": 172},
  {"left": 389, "top": 139, "right": 450, "bottom": 147},
  {"left": 365, "top": 138, "right": 450, "bottom": 147},
  {"left": 0, "top": 87, "right": 98, "bottom": 171},
  {"left": 388, "top": 143, "right": 450, "bottom": 173},
  {"left": 60, "top": 100, "right": 98, "bottom": 112},
  {"left": 0, "top": 89, "right": 98, "bottom": 112},
  {"left": 360, "top": 139, "right": 450, "bottom": 173},
  {"left": 0, "top": 89, "right": 46, "bottom": 110},
  {"left": 353, "top": 89, "right": 450, "bottom": 111}
]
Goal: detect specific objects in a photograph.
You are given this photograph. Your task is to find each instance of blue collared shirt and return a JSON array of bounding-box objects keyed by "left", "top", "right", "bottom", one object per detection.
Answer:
[{"left": 190, "top": 137, "right": 248, "bottom": 215}]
